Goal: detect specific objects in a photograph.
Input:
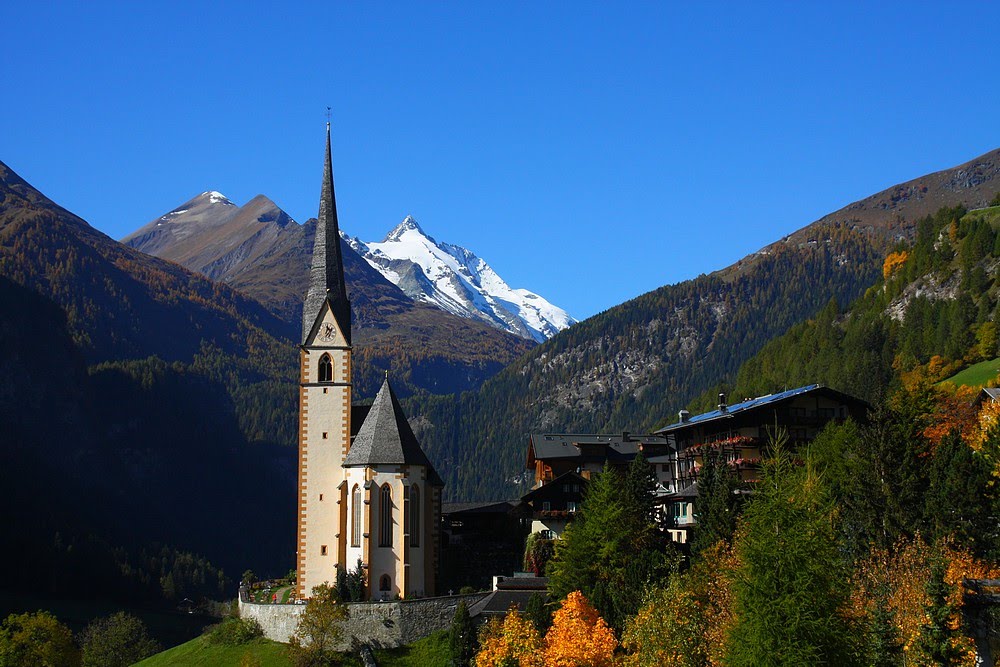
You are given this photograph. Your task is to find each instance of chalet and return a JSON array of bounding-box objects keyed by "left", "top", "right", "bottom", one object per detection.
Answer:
[
  {"left": 654, "top": 384, "right": 869, "bottom": 542},
  {"left": 519, "top": 471, "right": 588, "bottom": 539},
  {"left": 519, "top": 384, "right": 869, "bottom": 545},
  {"left": 525, "top": 432, "right": 670, "bottom": 488}
]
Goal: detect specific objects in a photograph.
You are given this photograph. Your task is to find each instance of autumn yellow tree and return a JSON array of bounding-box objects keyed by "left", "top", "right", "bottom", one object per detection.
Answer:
[
  {"left": 543, "top": 591, "right": 617, "bottom": 667},
  {"left": 621, "top": 540, "right": 736, "bottom": 667},
  {"left": 474, "top": 607, "right": 543, "bottom": 667},
  {"left": 883, "top": 250, "right": 910, "bottom": 281},
  {"left": 850, "top": 537, "right": 996, "bottom": 666}
]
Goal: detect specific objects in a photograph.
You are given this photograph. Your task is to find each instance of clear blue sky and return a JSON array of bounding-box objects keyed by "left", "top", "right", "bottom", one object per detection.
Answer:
[{"left": 3, "top": 2, "right": 999, "bottom": 320}]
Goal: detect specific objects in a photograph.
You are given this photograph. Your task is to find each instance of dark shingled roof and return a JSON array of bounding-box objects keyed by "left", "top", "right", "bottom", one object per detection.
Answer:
[
  {"left": 343, "top": 377, "right": 443, "bottom": 486},
  {"left": 442, "top": 501, "right": 516, "bottom": 516},
  {"left": 302, "top": 123, "right": 351, "bottom": 344}
]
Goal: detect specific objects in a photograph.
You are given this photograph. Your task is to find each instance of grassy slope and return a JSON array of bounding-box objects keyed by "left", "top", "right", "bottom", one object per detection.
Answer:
[
  {"left": 135, "top": 636, "right": 295, "bottom": 667},
  {"left": 943, "top": 357, "right": 1000, "bottom": 387},
  {"left": 137, "top": 629, "right": 451, "bottom": 667}
]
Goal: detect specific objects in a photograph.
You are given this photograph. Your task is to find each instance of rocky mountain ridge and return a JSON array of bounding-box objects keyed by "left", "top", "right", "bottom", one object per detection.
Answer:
[
  {"left": 347, "top": 215, "right": 576, "bottom": 342},
  {"left": 123, "top": 191, "right": 535, "bottom": 396}
]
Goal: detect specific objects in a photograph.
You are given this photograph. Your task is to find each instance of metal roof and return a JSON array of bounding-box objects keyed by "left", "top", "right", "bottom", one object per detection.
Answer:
[{"left": 656, "top": 384, "right": 826, "bottom": 434}]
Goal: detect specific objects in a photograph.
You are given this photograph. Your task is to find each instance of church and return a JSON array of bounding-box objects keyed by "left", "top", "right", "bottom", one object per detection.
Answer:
[{"left": 296, "top": 125, "right": 443, "bottom": 601}]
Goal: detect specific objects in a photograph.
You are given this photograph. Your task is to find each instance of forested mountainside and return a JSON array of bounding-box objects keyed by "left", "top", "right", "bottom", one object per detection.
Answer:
[
  {"left": 123, "top": 191, "right": 535, "bottom": 397},
  {"left": 403, "top": 148, "right": 1000, "bottom": 501},
  {"left": 0, "top": 275, "right": 288, "bottom": 605},
  {"left": 708, "top": 202, "right": 1000, "bottom": 408},
  {"left": 0, "top": 161, "right": 298, "bottom": 603}
]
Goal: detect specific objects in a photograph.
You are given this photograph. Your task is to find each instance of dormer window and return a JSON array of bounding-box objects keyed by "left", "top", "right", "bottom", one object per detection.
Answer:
[{"left": 318, "top": 354, "right": 333, "bottom": 382}]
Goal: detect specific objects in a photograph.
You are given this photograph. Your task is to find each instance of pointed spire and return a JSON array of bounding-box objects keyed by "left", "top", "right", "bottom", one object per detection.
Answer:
[
  {"left": 343, "top": 376, "right": 444, "bottom": 486},
  {"left": 302, "top": 122, "right": 351, "bottom": 344}
]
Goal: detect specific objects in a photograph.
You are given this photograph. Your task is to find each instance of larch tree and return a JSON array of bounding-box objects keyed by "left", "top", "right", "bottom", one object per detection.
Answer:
[
  {"left": 543, "top": 591, "right": 618, "bottom": 667},
  {"left": 474, "top": 607, "right": 543, "bottom": 667},
  {"left": 725, "top": 437, "right": 858, "bottom": 667}
]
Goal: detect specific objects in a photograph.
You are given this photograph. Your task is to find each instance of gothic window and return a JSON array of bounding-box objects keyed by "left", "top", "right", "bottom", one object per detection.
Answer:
[
  {"left": 318, "top": 354, "right": 333, "bottom": 382},
  {"left": 379, "top": 575, "right": 391, "bottom": 592},
  {"left": 379, "top": 485, "right": 393, "bottom": 547},
  {"left": 351, "top": 485, "right": 362, "bottom": 547},
  {"left": 410, "top": 485, "right": 420, "bottom": 548}
]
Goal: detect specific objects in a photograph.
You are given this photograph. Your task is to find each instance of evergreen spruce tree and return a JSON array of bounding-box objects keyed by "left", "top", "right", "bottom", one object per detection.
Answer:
[
  {"left": 448, "top": 600, "right": 476, "bottom": 667},
  {"left": 917, "top": 558, "right": 965, "bottom": 666},
  {"left": 524, "top": 593, "right": 551, "bottom": 635},
  {"left": 925, "top": 429, "right": 997, "bottom": 558},
  {"left": 548, "top": 463, "right": 674, "bottom": 632},
  {"left": 690, "top": 447, "right": 742, "bottom": 557}
]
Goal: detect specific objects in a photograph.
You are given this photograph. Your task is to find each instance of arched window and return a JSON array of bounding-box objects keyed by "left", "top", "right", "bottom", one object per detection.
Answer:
[
  {"left": 351, "top": 485, "right": 362, "bottom": 547},
  {"left": 318, "top": 354, "right": 333, "bottom": 383},
  {"left": 409, "top": 485, "right": 420, "bottom": 548},
  {"left": 379, "top": 485, "right": 393, "bottom": 547},
  {"left": 379, "top": 574, "right": 391, "bottom": 592}
]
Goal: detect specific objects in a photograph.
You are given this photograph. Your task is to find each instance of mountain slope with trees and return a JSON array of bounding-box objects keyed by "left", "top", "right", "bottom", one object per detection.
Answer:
[
  {"left": 716, "top": 200, "right": 1000, "bottom": 407},
  {"left": 403, "top": 148, "right": 1000, "bottom": 500},
  {"left": 123, "top": 191, "right": 535, "bottom": 397}
]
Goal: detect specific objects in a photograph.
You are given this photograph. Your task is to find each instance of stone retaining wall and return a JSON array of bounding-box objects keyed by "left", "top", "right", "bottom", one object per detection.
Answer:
[{"left": 239, "top": 591, "right": 488, "bottom": 650}]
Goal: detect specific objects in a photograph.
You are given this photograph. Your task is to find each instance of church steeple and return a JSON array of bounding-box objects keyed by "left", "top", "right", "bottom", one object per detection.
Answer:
[{"left": 302, "top": 122, "right": 351, "bottom": 344}]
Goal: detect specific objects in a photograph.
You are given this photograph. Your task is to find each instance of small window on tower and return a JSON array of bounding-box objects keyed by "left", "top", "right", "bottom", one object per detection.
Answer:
[
  {"left": 322, "top": 432, "right": 328, "bottom": 439},
  {"left": 318, "top": 354, "right": 333, "bottom": 382},
  {"left": 319, "top": 494, "right": 324, "bottom": 501},
  {"left": 320, "top": 545, "right": 328, "bottom": 556}
]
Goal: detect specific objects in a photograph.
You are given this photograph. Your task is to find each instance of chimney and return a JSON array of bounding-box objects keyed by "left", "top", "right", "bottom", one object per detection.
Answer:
[
  {"left": 678, "top": 410, "right": 690, "bottom": 423},
  {"left": 718, "top": 393, "right": 728, "bottom": 412},
  {"left": 622, "top": 431, "right": 630, "bottom": 442}
]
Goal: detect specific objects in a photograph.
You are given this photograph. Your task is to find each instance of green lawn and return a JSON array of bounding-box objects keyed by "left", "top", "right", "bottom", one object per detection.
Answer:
[
  {"left": 135, "top": 636, "right": 295, "bottom": 667},
  {"left": 376, "top": 629, "right": 451, "bottom": 666},
  {"left": 136, "top": 628, "right": 452, "bottom": 666},
  {"left": 943, "top": 357, "right": 1000, "bottom": 387}
]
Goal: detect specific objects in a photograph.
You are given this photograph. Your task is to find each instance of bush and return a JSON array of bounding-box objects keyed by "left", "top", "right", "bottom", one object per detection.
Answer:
[
  {"left": 80, "top": 612, "right": 160, "bottom": 667},
  {"left": 207, "top": 617, "right": 264, "bottom": 646},
  {"left": 0, "top": 610, "right": 80, "bottom": 667}
]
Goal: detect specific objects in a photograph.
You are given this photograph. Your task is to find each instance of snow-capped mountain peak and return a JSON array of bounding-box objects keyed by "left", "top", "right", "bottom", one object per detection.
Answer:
[
  {"left": 383, "top": 214, "right": 430, "bottom": 243},
  {"left": 352, "top": 216, "right": 575, "bottom": 342},
  {"left": 203, "top": 191, "right": 236, "bottom": 206}
]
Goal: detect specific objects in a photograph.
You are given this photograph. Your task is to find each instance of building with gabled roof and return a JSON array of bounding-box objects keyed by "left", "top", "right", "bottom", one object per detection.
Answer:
[
  {"left": 296, "top": 125, "right": 442, "bottom": 601},
  {"left": 654, "top": 384, "right": 869, "bottom": 542},
  {"left": 526, "top": 432, "right": 670, "bottom": 487}
]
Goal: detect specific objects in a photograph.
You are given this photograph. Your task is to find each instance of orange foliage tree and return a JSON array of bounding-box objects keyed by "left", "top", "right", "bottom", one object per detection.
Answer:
[
  {"left": 474, "top": 607, "right": 543, "bottom": 667},
  {"left": 883, "top": 250, "right": 910, "bottom": 281},
  {"left": 850, "top": 537, "right": 997, "bottom": 666},
  {"left": 543, "top": 591, "right": 618, "bottom": 667},
  {"left": 921, "top": 384, "right": 978, "bottom": 447}
]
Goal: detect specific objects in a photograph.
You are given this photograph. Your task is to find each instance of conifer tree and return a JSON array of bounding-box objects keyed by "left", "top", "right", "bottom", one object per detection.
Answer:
[
  {"left": 917, "top": 559, "right": 966, "bottom": 666},
  {"left": 524, "top": 593, "right": 551, "bottom": 635},
  {"left": 925, "top": 429, "right": 998, "bottom": 558},
  {"left": 726, "top": 436, "right": 857, "bottom": 667},
  {"left": 547, "top": 463, "right": 675, "bottom": 631},
  {"left": 448, "top": 600, "right": 476, "bottom": 667},
  {"left": 690, "top": 447, "right": 742, "bottom": 558}
]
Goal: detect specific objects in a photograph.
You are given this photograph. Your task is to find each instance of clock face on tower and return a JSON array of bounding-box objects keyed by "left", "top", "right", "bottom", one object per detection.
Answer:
[{"left": 319, "top": 323, "right": 336, "bottom": 342}]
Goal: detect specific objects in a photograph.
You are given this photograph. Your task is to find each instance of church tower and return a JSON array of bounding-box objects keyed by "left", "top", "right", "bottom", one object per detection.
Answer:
[
  {"left": 297, "top": 123, "right": 353, "bottom": 599},
  {"left": 296, "top": 125, "right": 442, "bottom": 601}
]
